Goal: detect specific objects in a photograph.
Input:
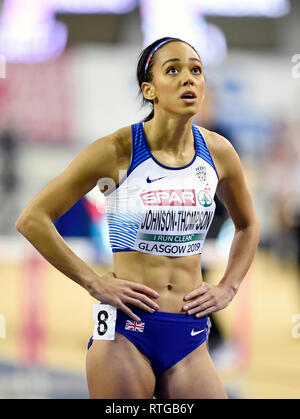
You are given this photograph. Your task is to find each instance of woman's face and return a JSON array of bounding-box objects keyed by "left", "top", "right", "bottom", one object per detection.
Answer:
[{"left": 143, "top": 41, "right": 205, "bottom": 118}]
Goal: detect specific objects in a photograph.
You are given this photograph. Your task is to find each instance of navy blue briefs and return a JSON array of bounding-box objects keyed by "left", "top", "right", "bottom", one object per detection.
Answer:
[{"left": 88, "top": 307, "right": 210, "bottom": 375}]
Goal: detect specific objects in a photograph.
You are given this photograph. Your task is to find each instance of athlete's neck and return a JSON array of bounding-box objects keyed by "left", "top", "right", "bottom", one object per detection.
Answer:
[{"left": 144, "top": 115, "right": 194, "bottom": 157}]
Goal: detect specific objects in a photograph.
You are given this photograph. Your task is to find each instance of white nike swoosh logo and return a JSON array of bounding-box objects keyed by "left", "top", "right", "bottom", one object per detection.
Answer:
[{"left": 191, "top": 328, "right": 206, "bottom": 336}]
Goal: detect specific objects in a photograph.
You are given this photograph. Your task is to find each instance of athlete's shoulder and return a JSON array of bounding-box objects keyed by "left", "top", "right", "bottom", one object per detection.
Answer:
[
  {"left": 113, "top": 125, "right": 133, "bottom": 158},
  {"left": 68, "top": 125, "right": 132, "bottom": 187},
  {"left": 196, "top": 126, "right": 235, "bottom": 155},
  {"left": 88, "top": 125, "right": 132, "bottom": 162},
  {"left": 195, "top": 126, "right": 240, "bottom": 180}
]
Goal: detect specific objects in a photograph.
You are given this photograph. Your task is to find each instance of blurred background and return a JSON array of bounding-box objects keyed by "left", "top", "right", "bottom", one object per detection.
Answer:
[{"left": 0, "top": 0, "right": 299, "bottom": 399}]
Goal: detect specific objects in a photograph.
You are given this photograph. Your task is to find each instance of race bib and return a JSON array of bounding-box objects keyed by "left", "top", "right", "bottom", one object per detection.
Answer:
[{"left": 92, "top": 304, "right": 117, "bottom": 340}]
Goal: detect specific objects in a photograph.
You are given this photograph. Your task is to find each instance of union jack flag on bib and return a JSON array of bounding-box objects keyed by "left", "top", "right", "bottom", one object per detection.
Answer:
[{"left": 125, "top": 320, "right": 145, "bottom": 332}]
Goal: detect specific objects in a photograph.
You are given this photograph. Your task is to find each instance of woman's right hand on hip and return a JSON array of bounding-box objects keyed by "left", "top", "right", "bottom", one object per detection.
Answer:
[{"left": 85, "top": 271, "right": 160, "bottom": 322}]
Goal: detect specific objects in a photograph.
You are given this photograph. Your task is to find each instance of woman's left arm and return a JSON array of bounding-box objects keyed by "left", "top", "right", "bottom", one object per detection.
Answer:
[{"left": 183, "top": 134, "right": 260, "bottom": 317}]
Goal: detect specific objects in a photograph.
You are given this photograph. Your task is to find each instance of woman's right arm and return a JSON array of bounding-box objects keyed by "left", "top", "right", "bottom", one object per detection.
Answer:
[{"left": 15, "top": 129, "right": 160, "bottom": 321}]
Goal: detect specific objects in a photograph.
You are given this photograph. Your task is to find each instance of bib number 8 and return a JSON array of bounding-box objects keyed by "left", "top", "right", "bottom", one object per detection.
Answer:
[
  {"left": 92, "top": 304, "right": 117, "bottom": 340},
  {"left": 97, "top": 310, "right": 108, "bottom": 336}
]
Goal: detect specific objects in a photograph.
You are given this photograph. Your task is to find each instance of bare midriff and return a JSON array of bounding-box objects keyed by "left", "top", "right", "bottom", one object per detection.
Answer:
[{"left": 113, "top": 252, "right": 203, "bottom": 313}]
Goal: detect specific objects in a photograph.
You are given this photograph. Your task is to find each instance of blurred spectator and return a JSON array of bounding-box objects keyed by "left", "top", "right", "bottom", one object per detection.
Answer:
[
  {"left": 0, "top": 128, "right": 19, "bottom": 234},
  {"left": 262, "top": 119, "right": 300, "bottom": 273}
]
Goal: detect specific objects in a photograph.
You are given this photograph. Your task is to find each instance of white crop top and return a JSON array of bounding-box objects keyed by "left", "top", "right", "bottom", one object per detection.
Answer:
[{"left": 103, "top": 122, "right": 219, "bottom": 257}]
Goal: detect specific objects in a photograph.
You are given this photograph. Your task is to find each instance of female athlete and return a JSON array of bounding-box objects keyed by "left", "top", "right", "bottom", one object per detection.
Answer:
[{"left": 16, "top": 37, "right": 259, "bottom": 399}]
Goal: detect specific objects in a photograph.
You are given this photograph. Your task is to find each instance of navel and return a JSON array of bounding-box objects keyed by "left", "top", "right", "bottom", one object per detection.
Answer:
[{"left": 167, "top": 284, "right": 173, "bottom": 291}]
